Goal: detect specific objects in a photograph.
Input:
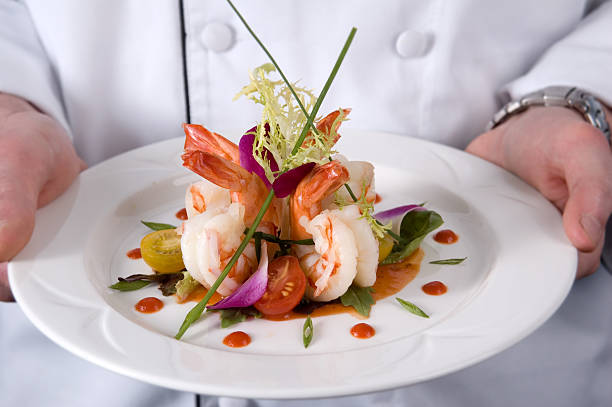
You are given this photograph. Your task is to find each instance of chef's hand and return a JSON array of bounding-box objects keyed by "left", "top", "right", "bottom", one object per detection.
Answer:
[
  {"left": 467, "top": 106, "right": 612, "bottom": 279},
  {"left": 0, "top": 93, "right": 85, "bottom": 301}
]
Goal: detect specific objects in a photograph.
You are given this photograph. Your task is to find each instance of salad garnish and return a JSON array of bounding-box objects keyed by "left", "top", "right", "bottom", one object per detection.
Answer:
[
  {"left": 303, "top": 316, "right": 314, "bottom": 348},
  {"left": 174, "top": 1, "right": 357, "bottom": 339},
  {"left": 395, "top": 298, "right": 430, "bottom": 319},
  {"left": 340, "top": 285, "right": 376, "bottom": 317},
  {"left": 429, "top": 258, "right": 467, "bottom": 265},
  {"left": 140, "top": 220, "right": 176, "bottom": 231}
]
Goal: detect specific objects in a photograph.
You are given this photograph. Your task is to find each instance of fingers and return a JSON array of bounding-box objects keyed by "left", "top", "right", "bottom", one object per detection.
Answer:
[
  {"left": 562, "top": 127, "right": 612, "bottom": 253},
  {"left": 576, "top": 238, "right": 605, "bottom": 279},
  {"left": 0, "top": 169, "right": 37, "bottom": 262},
  {"left": 0, "top": 262, "right": 14, "bottom": 302}
]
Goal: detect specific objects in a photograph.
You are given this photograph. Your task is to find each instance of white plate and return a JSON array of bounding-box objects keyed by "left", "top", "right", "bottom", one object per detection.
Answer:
[{"left": 8, "top": 130, "right": 576, "bottom": 399}]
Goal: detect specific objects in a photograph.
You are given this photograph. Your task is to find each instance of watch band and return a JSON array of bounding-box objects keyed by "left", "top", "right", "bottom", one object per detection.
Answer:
[{"left": 487, "top": 86, "right": 611, "bottom": 143}]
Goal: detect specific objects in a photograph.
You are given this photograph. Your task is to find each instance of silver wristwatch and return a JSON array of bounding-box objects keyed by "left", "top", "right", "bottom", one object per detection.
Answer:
[{"left": 487, "top": 86, "right": 611, "bottom": 142}]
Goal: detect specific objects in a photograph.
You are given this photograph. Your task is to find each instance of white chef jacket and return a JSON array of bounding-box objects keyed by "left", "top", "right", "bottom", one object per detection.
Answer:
[{"left": 1, "top": 1, "right": 611, "bottom": 406}]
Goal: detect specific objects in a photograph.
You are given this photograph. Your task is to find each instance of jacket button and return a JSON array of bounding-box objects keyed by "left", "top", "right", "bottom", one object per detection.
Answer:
[
  {"left": 395, "top": 30, "right": 430, "bottom": 58},
  {"left": 200, "top": 22, "right": 234, "bottom": 52}
]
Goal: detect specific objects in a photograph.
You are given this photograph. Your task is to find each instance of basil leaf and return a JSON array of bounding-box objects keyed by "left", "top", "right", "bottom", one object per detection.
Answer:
[
  {"left": 382, "top": 210, "right": 443, "bottom": 265},
  {"left": 109, "top": 280, "right": 151, "bottom": 291},
  {"left": 218, "top": 307, "right": 262, "bottom": 328},
  {"left": 303, "top": 315, "right": 313, "bottom": 348},
  {"left": 429, "top": 257, "right": 467, "bottom": 265},
  {"left": 396, "top": 298, "right": 429, "bottom": 318},
  {"left": 340, "top": 285, "right": 375, "bottom": 317},
  {"left": 141, "top": 221, "right": 176, "bottom": 231},
  {"left": 400, "top": 210, "right": 443, "bottom": 242}
]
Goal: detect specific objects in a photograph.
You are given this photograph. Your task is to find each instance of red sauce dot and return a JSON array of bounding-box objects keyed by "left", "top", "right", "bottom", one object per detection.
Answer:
[
  {"left": 223, "top": 331, "right": 251, "bottom": 348},
  {"left": 422, "top": 281, "right": 448, "bottom": 296},
  {"left": 434, "top": 229, "right": 459, "bottom": 244},
  {"left": 126, "top": 248, "right": 142, "bottom": 259},
  {"left": 135, "top": 297, "right": 164, "bottom": 313},
  {"left": 175, "top": 208, "right": 188, "bottom": 220},
  {"left": 374, "top": 194, "right": 382, "bottom": 204},
  {"left": 350, "top": 323, "right": 376, "bottom": 339}
]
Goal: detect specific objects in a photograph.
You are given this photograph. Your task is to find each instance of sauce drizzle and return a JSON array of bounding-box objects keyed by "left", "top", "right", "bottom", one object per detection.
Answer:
[
  {"left": 175, "top": 208, "right": 188, "bottom": 220},
  {"left": 135, "top": 297, "right": 164, "bottom": 313},
  {"left": 126, "top": 248, "right": 142, "bottom": 259},
  {"left": 350, "top": 323, "right": 375, "bottom": 339},
  {"left": 223, "top": 331, "right": 251, "bottom": 348},
  {"left": 263, "top": 249, "right": 425, "bottom": 321},
  {"left": 434, "top": 229, "right": 458, "bottom": 244},
  {"left": 422, "top": 281, "right": 448, "bottom": 296}
]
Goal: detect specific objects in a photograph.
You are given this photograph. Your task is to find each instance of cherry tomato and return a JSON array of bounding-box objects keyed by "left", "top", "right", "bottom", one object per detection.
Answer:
[
  {"left": 378, "top": 234, "right": 394, "bottom": 263},
  {"left": 140, "top": 229, "right": 185, "bottom": 274},
  {"left": 254, "top": 255, "right": 306, "bottom": 316}
]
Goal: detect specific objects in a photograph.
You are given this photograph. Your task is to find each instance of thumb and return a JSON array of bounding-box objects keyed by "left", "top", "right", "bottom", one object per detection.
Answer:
[{"left": 562, "top": 141, "right": 612, "bottom": 253}]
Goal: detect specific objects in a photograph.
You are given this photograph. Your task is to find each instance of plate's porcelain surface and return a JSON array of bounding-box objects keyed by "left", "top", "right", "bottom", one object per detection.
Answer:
[{"left": 9, "top": 130, "right": 576, "bottom": 399}]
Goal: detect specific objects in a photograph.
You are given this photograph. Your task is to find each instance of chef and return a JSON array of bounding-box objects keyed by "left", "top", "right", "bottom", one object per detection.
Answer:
[{"left": 1, "top": 1, "right": 611, "bottom": 406}]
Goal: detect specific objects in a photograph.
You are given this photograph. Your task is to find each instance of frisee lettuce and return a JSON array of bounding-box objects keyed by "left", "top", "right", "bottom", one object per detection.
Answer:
[
  {"left": 234, "top": 64, "right": 347, "bottom": 182},
  {"left": 335, "top": 182, "right": 391, "bottom": 239},
  {"left": 175, "top": 272, "right": 201, "bottom": 302}
]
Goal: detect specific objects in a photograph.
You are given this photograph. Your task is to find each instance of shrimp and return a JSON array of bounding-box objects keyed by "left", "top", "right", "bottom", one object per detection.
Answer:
[
  {"left": 295, "top": 210, "right": 358, "bottom": 301},
  {"left": 180, "top": 203, "right": 258, "bottom": 296},
  {"left": 290, "top": 160, "right": 350, "bottom": 241},
  {"left": 302, "top": 108, "right": 351, "bottom": 148},
  {"left": 332, "top": 204, "right": 378, "bottom": 287},
  {"left": 291, "top": 161, "right": 360, "bottom": 301},
  {"left": 323, "top": 154, "right": 376, "bottom": 209},
  {"left": 184, "top": 180, "right": 231, "bottom": 219},
  {"left": 182, "top": 124, "right": 282, "bottom": 232}
]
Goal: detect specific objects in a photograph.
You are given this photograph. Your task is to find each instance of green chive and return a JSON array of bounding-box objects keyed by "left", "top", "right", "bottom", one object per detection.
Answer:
[{"left": 303, "top": 316, "right": 314, "bottom": 348}]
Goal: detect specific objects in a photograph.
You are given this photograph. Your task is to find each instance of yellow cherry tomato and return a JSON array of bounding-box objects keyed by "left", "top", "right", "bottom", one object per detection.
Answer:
[
  {"left": 378, "top": 234, "right": 394, "bottom": 263},
  {"left": 140, "top": 229, "right": 185, "bottom": 274}
]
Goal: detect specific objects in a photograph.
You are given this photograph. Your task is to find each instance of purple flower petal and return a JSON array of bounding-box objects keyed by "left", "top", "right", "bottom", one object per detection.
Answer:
[
  {"left": 374, "top": 205, "right": 426, "bottom": 224},
  {"left": 272, "top": 162, "right": 316, "bottom": 198},
  {"left": 207, "top": 242, "right": 269, "bottom": 309},
  {"left": 239, "top": 125, "right": 279, "bottom": 189}
]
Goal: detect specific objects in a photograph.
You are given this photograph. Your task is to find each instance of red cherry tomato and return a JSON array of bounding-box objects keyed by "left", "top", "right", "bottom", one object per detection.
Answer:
[{"left": 254, "top": 256, "right": 306, "bottom": 316}]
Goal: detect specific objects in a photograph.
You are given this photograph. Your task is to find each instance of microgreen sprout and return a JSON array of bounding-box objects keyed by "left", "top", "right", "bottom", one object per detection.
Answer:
[{"left": 335, "top": 182, "right": 391, "bottom": 239}]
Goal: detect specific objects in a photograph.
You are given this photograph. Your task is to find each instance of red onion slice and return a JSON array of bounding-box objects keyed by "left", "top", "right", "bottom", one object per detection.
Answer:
[
  {"left": 375, "top": 205, "right": 425, "bottom": 224},
  {"left": 207, "top": 242, "right": 269, "bottom": 310}
]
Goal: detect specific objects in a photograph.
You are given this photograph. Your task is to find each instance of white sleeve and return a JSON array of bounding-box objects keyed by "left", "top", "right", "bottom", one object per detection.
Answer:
[
  {"left": 504, "top": 1, "right": 612, "bottom": 106},
  {"left": 0, "top": 1, "right": 70, "bottom": 134}
]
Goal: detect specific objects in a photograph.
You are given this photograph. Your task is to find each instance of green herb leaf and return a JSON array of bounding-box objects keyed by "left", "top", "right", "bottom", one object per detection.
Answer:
[
  {"left": 141, "top": 221, "right": 176, "bottom": 231},
  {"left": 340, "top": 285, "right": 375, "bottom": 317},
  {"left": 110, "top": 272, "right": 185, "bottom": 295},
  {"left": 382, "top": 210, "right": 444, "bottom": 265},
  {"left": 218, "top": 307, "right": 262, "bottom": 328},
  {"left": 303, "top": 316, "right": 313, "bottom": 348},
  {"left": 429, "top": 257, "right": 467, "bottom": 265},
  {"left": 396, "top": 298, "right": 429, "bottom": 318},
  {"left": 159, "top": 273, "right": 184, "bottom": 296},
  {"left": 400, "top": 210, "right": 443, "bottom": 242},
  {"left": 109, "top": 280, "right": 151, "bottom": 291}
]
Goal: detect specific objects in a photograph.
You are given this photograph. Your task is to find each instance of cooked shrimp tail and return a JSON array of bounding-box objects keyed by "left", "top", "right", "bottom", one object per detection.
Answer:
[{"left": 183, "top": 123, "right": 240, "bottom": 164}]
